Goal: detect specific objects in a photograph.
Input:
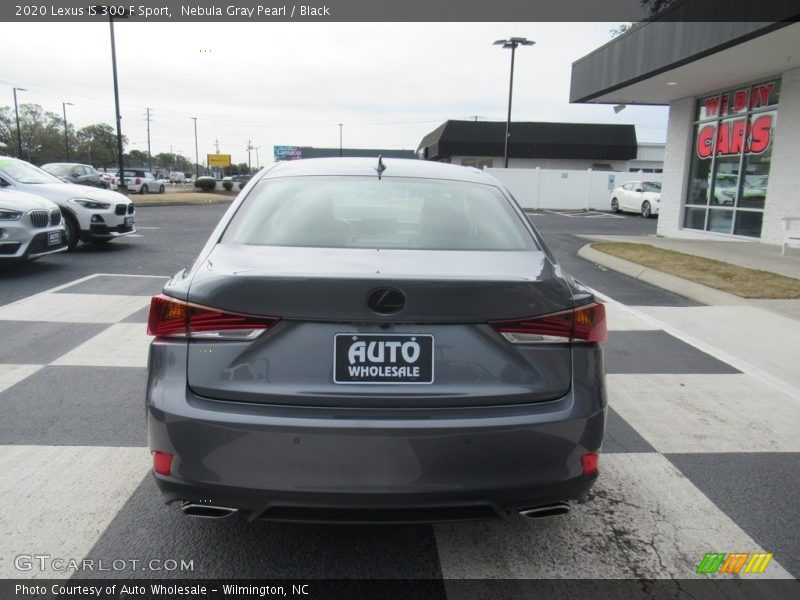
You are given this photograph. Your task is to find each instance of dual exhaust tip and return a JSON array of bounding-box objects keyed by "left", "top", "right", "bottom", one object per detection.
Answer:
[
  {"left": 181, "top": 500, "right": 571, "bottom": 520},
  {"left": 181, "top": 502, "right": 238, "bottom": 519},
  {"left": 518, "top": 501, "right": 571, "bottom": 519}
]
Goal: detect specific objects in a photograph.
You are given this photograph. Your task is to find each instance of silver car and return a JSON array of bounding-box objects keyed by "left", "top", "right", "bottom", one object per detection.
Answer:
[
  {"left": 146, "top": 158, "right": 607, "bottom": 523},
  {"left": 0, "top": 188, "right": 67, "bottom": 261}
]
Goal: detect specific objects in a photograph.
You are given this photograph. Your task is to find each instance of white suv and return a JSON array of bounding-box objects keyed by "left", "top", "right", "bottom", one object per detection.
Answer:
[
  {"left": 0, "top": 188, "right": 67, "bottom": 261},
  {"left": 0, "top": 157, "right": 135, "bottom": 250}
]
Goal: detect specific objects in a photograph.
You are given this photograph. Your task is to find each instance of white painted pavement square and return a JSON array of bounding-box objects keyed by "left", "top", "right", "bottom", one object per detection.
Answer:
[
  {"left": 434, "top": 453, "right": 793, "bottom": 579},
  {"left": 602, "top": 300, "right": 660, "bottom": 331},
  {"left": 52, "top": 323, "right": 151, "bottom": 368},
  {"left": 0, "top": 364, "right": 43, "bottom": 394},
  {"left": 607, "top": 374, "right": 800, "bottom": 453},
  {"left": 0, "top": 293, "right": 150, "bottom": 324},
  {"left": 633, "top": 305, "right": 800, "bottom": 392},
  {"left": 0, "top": 445, "right": 150, "bottom": 578}
]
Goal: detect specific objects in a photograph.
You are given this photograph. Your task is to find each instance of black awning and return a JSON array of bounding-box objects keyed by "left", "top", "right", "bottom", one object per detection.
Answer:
[{"left": 417, "top": 120, "right": 638, "bottom": 161}]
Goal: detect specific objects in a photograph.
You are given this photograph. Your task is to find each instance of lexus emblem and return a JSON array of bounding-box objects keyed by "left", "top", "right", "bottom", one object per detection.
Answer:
[{"left": 367, "top": 288, "right": 405, "bottom": 314}]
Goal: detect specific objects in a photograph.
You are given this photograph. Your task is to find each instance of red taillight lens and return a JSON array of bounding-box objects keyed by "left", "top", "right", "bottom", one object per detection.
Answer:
[
  {"left": 153, "top": 451, "right": 173, "bottom": 476},
  {"left": 135, "top": 177, "right": 142, "bottom": 184},
  {"left": 489, "top": 302, "right": 607, "bottom": 343},
  {"left": 147, "top": 294, "right": 278, "bottom": 339},
  {"left": 582, "top": 452, "right": 599, "bottom": 476}
]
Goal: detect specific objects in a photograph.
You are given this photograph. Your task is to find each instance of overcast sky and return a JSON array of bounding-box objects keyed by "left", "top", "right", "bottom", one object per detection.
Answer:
[{"left": 0, "top": 22, "right": 668, "bottom": 166}]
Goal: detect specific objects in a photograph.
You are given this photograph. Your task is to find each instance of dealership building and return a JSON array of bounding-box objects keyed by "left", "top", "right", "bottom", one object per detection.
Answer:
[{"left": 571, "top": 19, "right": 800, "bottom": 244}]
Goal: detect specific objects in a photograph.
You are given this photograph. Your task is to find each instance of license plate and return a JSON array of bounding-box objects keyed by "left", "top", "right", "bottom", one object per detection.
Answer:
[
  {"left": 333, "top": 334, "right": 434, "bottom": 384},
  {"left": 125, "top": 216, "right": 133, "bottom": 227},
  {"left": 47, "top": 231, "right": 61, "bottom": 246}
]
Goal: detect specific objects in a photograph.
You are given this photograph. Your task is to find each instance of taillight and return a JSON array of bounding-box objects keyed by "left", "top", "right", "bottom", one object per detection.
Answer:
[
  {"left": 147, "top": 294, "right": 278, "bottom": 340},
  {"left": 489, "top": 302, "right": 607, "bottom": 344},
  {"left": 135, "top": 177, "right": 142, "bottom": 184}
]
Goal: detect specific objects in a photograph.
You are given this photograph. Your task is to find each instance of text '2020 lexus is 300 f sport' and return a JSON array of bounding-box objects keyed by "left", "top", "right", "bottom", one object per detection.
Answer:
[{"left": 146, "top": 157, "right": 607, "bottom": 523}]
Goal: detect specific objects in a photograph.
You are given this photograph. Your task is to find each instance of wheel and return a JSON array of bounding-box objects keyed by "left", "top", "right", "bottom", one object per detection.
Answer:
[
  {"left": 611, "top": 198, "right": 620, "bottom": 213},
  {"left": 140, "top": 185, "right": 149, "bottom": 195},
  {"left": 159, "top": 185, "right": 165, "bottom": 194},
  {"left": 63, "top": 214, "right": 79, "bottom": 250},
  {"left": 641, "top": 200, "right": 652, "bottom": 218}
]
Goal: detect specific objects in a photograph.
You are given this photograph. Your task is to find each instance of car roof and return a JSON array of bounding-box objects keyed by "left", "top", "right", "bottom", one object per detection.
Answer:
[{"left": 261, "top": 157, "right": 494, "bottom": 184}]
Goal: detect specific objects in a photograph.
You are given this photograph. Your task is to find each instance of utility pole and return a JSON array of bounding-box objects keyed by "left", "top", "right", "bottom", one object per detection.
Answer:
[
  {"left": 214, "top": 138, "right": 220, "bottom": 154},
  {"left": 109, "top": 15, "right": 127, "bottom": 190},
  {"left": 145, "top": 107, "right": 152, "bottom": 171},
  {"left": 246, "top": 140, "right": 253, "bottom": 172},
  {"left": 255, "top": 146, "right": 260, "bottom": 169},
  {"left": 12, "top": 87, "right": 26, "bottom": 158},
  {"left": 338, "top": 123, "right": 343, "bottom": 157},
  {"left": 62, "top": 101, "right": 74, "bottom": 162},
  {"left": 191, "top": 117, "right": 199, "bottom": 178}
]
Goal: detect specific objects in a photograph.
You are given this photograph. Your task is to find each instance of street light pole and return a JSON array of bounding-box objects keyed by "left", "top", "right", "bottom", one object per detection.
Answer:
[
  {"left": 493, "top": 37, "right": 535, "bottom": 168},
  {"left": 338, "top": 123, "right": 343, "bottom": 157},
  {"left": 12, "top": 87, "right": 26, "bottom": 158},
  {"left": 62, "top": 102, "right": 74, "bottom": 162},
  {"left": 191, "top": 117, "right": 199, "bottom": 178},
  {"left": 109, "top": 16, "right": 126, "bottom": 191}
]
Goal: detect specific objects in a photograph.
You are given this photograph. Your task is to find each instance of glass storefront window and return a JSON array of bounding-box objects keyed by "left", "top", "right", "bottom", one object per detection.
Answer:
[{"left": 684, "top": 80, "right": 779, "bottom": 238}]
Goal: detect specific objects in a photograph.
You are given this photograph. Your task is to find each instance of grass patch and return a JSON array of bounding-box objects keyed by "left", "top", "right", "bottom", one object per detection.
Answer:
[
  {"left": 132, "top": 191, "right": 234, "bottom": 204},
  {"left": 592, "top": 242, "right": 800, "bottom": 299}
]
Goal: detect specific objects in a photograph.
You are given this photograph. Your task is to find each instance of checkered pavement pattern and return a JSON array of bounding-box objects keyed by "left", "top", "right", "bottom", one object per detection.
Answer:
[{"left": 0, "top": 274, "right": 797, "bottom": 580}]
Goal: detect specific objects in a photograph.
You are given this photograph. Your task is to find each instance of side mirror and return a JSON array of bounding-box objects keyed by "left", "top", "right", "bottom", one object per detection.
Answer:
[
  {"left": 635, "top": 186, "right": 644, "bottom": 193},
  {"left": 0, "top": 177, "right": 10, "bottom": 187}
]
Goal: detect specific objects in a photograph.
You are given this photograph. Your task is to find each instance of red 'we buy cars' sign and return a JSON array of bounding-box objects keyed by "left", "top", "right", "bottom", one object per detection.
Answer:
[{"left": 696, "top": 81, "right": 777, "bottom": 159}]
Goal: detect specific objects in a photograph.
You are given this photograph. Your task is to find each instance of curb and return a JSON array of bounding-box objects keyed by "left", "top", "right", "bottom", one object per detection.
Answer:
[
  {"left": 577, "top": 243, "right": 746, "bottom": 306},
  {"left": 134, "top": 200, "right": 233, "bottom": 207}
]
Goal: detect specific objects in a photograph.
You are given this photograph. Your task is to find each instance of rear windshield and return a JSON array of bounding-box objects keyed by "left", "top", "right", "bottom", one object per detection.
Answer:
[{"left": 222, "top": 176, "right": 535, "bottom": 251}]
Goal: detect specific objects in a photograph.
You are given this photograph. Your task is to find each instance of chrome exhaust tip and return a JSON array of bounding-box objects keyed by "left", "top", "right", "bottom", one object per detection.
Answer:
[
  {"left": 181, "top": 502, "right": 238, "bottom": 518},
  {"left": 519, "top": 502, "right": 571, "bottom": 519}
]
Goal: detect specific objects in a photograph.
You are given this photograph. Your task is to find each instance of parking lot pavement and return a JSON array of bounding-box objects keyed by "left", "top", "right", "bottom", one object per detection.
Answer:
[{"left": 1, "top": 273, "right": 798, "bottom": 581}]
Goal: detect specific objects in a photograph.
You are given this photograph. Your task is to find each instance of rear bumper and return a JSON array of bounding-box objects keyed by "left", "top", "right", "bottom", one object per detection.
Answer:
[{"left": 146, "top": 341, "right": 606, "bottom": 521}]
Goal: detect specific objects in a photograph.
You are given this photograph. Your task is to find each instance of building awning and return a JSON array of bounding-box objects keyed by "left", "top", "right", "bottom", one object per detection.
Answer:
[
  {"left": 570, "top": 15, "right": 800, "bottom": 106},
  {"left": 417, "top": 120, "right": 638, "bottom": 161}
]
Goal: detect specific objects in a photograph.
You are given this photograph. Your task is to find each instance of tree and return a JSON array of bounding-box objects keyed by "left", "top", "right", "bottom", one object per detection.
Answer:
[
  {"left": 123, "top": 149, "right": 149, "bottom": 167},
  {"left": 74, "top": 123, "right": 126, "bottom": 168}
]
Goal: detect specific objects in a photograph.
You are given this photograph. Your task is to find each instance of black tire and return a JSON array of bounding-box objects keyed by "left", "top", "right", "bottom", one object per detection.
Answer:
[
  {"left": 641, "top": 201, "right": 652, "bottom": 218},
  {"left": 140, "top": 185, "right": 149, "bottom": 195},
  {"left": 611, "top": 198, "right": 620, "bottom": 213},
  {"left": 159, "top": 185, "right": 165, "bottom": 194},
  {"left": 63, "top": 214, "right": 79, "bottom": 250}
]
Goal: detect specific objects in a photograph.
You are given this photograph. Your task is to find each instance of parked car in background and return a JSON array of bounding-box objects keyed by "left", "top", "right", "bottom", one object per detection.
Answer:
[
  {"left": 0, "top": 187, "right": 67, "bottom": 261},
  {"left": 0, "top": 156, "right": 135, "bottom": 250},
  {"left": 41, "top": 163, "right": 109, "bottom": 189},
  {"left": 610, "top": 180, "right": 661, "bottom": 217},
  {"left": 146, "top": 157, "right": 607, "bottom": 523},
  {"left": 113, "top": 169, "right": 165, "bottom": 194},
  {"left": 98, "top": 172, "right": 115, "bottom": 189},
  {"left": 169, "top": 172, "right": 186, "bottom": 184},
  {"left": 230, "top": 174, "right": 252, "bottom": 184}
]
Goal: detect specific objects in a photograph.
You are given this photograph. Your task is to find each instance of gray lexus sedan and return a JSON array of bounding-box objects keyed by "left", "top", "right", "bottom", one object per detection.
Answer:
[{"left": 146, "top": 157, "right": 607, "bottom": 523}]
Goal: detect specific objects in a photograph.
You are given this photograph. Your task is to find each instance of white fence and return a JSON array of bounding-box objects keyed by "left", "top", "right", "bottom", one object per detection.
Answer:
[{"left": 486, "top": 167, "right": 662, "bottom": 211}]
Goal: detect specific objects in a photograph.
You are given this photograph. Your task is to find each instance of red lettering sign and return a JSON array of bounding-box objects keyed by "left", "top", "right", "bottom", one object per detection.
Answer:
[
  {"left": 733, "top": 90, "right": 748, "bottom": 112},
  {"left": 695, "top": 114, "right": 773, "bottom": 159},
  {"left": 704, "top": 96, "right": 720, "bottom": 118},
  {"left": 749, "top": 114, "right": 773, "bottom": 154}
]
